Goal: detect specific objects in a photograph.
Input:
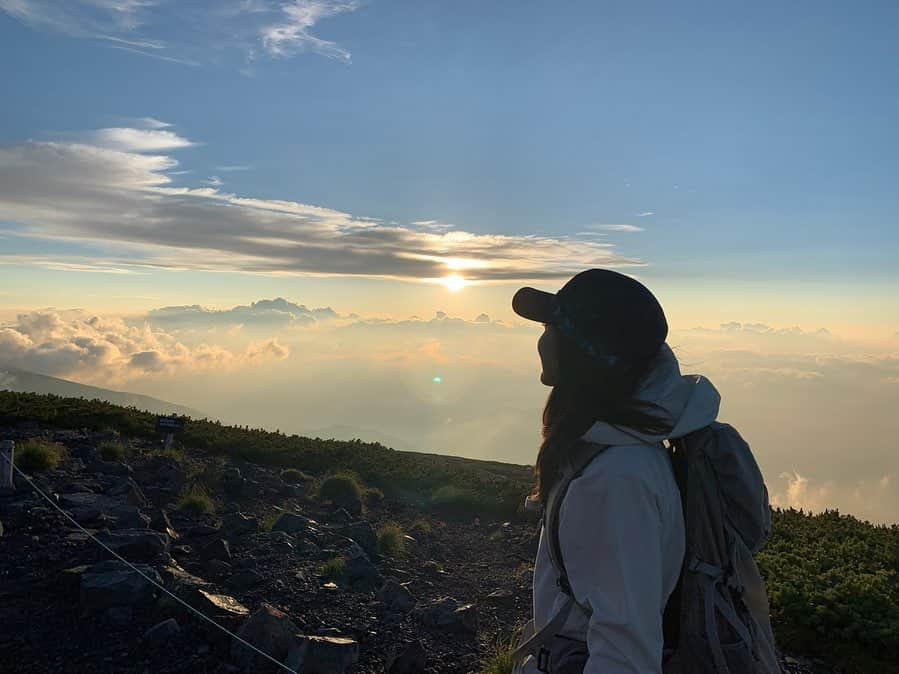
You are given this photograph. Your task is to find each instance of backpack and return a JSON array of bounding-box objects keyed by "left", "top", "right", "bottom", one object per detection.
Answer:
[{"left": 511, "top": 422, "right": 783, "bottom": 674}]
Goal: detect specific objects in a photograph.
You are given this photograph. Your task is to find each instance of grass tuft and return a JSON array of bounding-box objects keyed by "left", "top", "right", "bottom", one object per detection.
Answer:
[
  {"left": 377, "top": 521, "right": 406, "bottom": 558},
  {"left": 318, "top": 555, "right": 346, "bottom": 582},
  {"left": 14, "top": 439, "right": 65, "bottom": 473},
  {"left": 177, "top": 484, "right": 215, "bottom": 515},
  {"left": 98, "top": 441, "right": 126, "bottom": 462},
  {"left": 318, "top": 471, "right": 364, "bottom": 515}
]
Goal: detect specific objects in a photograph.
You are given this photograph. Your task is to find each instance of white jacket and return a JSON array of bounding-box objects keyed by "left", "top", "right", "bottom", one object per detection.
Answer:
[{"left": 524, "top": 343, "right": 722, "bottom": 674}]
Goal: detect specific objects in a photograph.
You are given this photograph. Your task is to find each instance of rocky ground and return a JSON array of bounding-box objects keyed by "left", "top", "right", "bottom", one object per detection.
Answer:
[{"left": 0, "top": 425, "right": 835, "bottom": 674}]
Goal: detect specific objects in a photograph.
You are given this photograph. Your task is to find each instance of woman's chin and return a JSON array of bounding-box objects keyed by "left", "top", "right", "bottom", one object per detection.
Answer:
[{"left": 540, "top": 371, "right": 556, "bottom": 386}]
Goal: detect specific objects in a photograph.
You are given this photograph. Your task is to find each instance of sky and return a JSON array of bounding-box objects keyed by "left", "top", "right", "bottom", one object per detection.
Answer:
[{"left": 0, "top": 1, "right": 897, "bottom": 522}]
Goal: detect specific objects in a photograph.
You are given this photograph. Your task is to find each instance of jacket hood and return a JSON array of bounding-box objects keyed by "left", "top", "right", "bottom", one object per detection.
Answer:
[{"left": 581, "top": 342, "right": 720, "bottom": 446}]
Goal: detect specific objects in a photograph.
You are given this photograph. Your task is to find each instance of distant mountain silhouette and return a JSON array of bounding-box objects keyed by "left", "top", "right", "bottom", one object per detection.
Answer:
[
  {"left": 0, "top": 369, "right": 203, "bottom": 418},
  {"left": 301, "top": 423, "right": 417, "bottom": 452}
]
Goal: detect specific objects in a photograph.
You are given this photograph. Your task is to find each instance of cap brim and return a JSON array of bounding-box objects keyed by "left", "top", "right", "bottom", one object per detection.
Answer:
[{"left": 512, "top": 286, "right": 557, "bottom": 322}]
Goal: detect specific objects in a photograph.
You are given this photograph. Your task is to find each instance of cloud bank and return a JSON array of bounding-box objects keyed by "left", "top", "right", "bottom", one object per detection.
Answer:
[{"left": 0, "top": 123, "right": 642, "bottom": 283}]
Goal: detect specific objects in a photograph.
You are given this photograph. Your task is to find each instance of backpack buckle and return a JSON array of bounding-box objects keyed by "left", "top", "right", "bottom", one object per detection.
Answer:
[{"left": 536, "top": 646, "right": 551, "bottom": 672}]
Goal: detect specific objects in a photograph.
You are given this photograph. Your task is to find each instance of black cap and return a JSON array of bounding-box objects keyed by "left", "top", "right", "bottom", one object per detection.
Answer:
[{"left": 512, "top": 269, "right": 667, "bottom": 363}]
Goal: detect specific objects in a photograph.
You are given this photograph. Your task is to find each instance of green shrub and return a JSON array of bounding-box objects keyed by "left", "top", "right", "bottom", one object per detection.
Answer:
[
  {"left": 410, "top": 517, "right": 433, "bottom": 537},
  {"left": 318, "top": 472, "right": 364, "bottom": 515},
  {"left": 14, "top": 439, "right": 65, "bottom": 473},
  {"left": 480, "top": 633, "right": 517, "bottom": 674},
  {"left": 377, "top": 521, "right": 406, "bottom": 558},
  {"left": 98, "top": 441, "right": 126, "bottom": 462},
  {"left": 177, "top": 485, "right": 215, "bottom": 515},
  {"left": 318, "top": 555, "right": 346, "bottom": 582},
  {"left": 429, "top": 484, "right": 483, "bottom": 516},
  {"left": 281, "top": 468, "right": 311, "bottom": 484},
  {"left": 260, "top": 511, "right": 280, "bottom": 532}
]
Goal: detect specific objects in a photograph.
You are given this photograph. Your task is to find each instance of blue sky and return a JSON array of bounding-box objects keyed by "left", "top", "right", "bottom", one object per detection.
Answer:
[{"left": 1, "top": 0, "right": 897, "bottom": 318}]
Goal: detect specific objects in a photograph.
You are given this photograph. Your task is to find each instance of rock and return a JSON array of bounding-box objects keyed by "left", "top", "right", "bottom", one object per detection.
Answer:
[
  {"left": 230, "top": 603, "right": 300, "bottom": 670},
  {"left": 285, "top": 635, "right": 359, "bottom": 674},
  {"left": 59, "top": 492, "right": 118, "bottom": 511},
  {"left": 0, "top": 518, "right": 3, "bottom": 537},
  {"left": 144, "top": 618, "right": 180, "bottom": 642},
  {"left": 108, "top": 505, "right": 151, "bottom": 529},
  {"left": 416, "top": 597, "right": 478, "bottom": 634},
  {"left": 377, "top": 578, "right": 415, "bottom": 614},
  {"left": 223, "top": 501, "right": 241, "bottom": 513},
  {"left": 107, "top": 478, "right": 147, "bottom": 507},
  {"left": 79, "top": 560, "right": 161, "bottom": 612},
  {"left": 222, "top": 512, "right": 260, "bottom": 536},
  {"left": 149, "top": 509, "right": 179, "bottom": 540},
  {"left": 87, "top": 460, "right": 133, "bottom": 477},
  {"left": 294, "top": 538, "right": 323, "bottom": 559},
  {"left": 329, "top": 508, "right": 354, "bottom": 525},
  {"left": 226, "top": 569, "right": 265, "bottom": 590},
  {"left": 200, "top": 538, "right": 231, "bottom": 562},
  {"left": 189, "top": 524, "right": 221, "bottom": 537},
  {"left": 344, "top": 551, "right": 383, "bottom": 592},
  {"left": 103, "top": 606, "right": 133, "bottom": 626},
  {"left": 187, "top": 589, "right": 249, "bottom": 621},
  {"left": 333, "top": 521, "right": 378, "bottom": 559},
  {"left": 135, "top": 456, "right": 185, "bottom": 494},
  {"left": 223, "top": 467, "right": 249, "bottom": 497},
  {"left": 271, "top": 512, "right": 314, "bottom": 536},
  {"left": 387, "top": 640, "right": 427, "bottom": 674},
  {"left": 96, "top": 529, "right": 170, "bottom": 562},
  {"left": 485, "top": 589, "right": 515, "bottom": 607},
  {"left": 207, "top": 559, "right": 234, "bottom": 578}
]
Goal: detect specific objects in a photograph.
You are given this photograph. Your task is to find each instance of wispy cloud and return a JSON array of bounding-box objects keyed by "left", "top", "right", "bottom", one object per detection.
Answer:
[
  {"left": 0, "top": 0, "right": 363, "bottom": 66},
  {"left": 586, "top": 224, "right": 645, "bottom": 233},
  {"left": 261, "top": 0, "right": 362, "bottom": 62},
  {"left": 0, "top": 123, "right": 644, "bottom": 283},
  {"left": 215, "top": 165, "right": 251, "bottom": 172},
  {"left": 637, "top": 211, "right": 654, "bottom": 217},
  {"left": 201, "top": 175, "right": 224, "bottom": 188}
]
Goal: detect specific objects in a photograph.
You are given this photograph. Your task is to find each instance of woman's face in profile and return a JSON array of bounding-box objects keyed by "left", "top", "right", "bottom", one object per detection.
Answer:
[{"left": 537, "top": 323, "right": 560, "bottom": 386}]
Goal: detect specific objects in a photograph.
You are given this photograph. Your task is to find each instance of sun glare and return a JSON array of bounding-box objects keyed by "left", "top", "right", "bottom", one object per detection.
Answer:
[{"left": 442, "top": 274, "right": 466, "bottom": 292}]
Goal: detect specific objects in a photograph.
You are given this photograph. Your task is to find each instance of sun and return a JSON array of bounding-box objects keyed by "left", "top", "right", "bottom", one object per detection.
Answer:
[{"left": 441, "top": 274, "right": 466, "bottom": 292}]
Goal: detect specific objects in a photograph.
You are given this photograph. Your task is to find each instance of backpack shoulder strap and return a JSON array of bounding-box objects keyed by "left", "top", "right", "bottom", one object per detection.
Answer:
[{"left": 544, "top": 440, "right": 609, "bottom": 598}]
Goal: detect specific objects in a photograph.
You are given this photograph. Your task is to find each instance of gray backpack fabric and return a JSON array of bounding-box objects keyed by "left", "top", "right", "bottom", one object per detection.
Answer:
[{"left": 511, "top": 422, "right": 782, "bottom": 674}]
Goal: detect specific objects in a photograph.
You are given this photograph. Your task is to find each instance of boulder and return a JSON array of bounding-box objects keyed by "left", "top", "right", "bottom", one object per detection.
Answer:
[
  {"left": 144, "top": 618, "right": 180, "bottom": 643},
  {"left": 135, "top": 456, "right": 185, "bottom": 494},
  {"left": 271, "top": 512, "right": 315, "bottom": 536},
  {"left": 108, "top": 505, "right": 151, "bottom": 529},
  {"left": 344, "top": 551, "right": 383, "bottom": 592},
  {"left": 222, "top": 512, "right": 260, "bottom": 536},
  {"left": 103, "top": 606, "right": 133, "bottom": 626},
  {"left": 200, "top": 538, "right": 232, "bottom": 562},
  {"left": 96, "top": 529, "right": 170, "bottom": 562},
  {"left": 149, "top": 509, "right": 179, "bottom": 540},
  {"left": 387, "top": 640, "right": 427, "bottom": 674},
  {"left": 59, "top": 492, "right": 118, "bottom": 511},
  {"left": 415, "top": 597, "right": 478, "bottom": 634},
  {"left": 107, "top": 478, "right": 147, "bottom": 507},
  {"left": 333, "top": 521, "right": 378, "bottom": 559},
  {"left": 231, "top": 603, "right": 300, "bottom": 670},
  {"left": 87, "top": 460, "right": 133, "bottom": 477},
  {"left": 226, "top": 569, "right": 265, "bottom": 590},
  {"left": 377, "top": 578, "right": 415, "bottom": 614},
  {"left": 79, "top": 560, "right": 161, "bottom": 612},
  {"left": 285, "top": 635, "right": 359, "bottom": 674}
]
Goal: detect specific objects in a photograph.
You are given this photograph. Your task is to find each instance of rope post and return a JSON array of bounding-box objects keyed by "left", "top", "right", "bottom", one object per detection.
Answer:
[{"left": 0, "top": 440, "right": 14, "bottom": 494}]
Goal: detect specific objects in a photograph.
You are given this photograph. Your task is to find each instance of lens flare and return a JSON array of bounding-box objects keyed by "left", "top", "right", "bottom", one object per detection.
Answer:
[{"left": 433, "top": 376, "right": 442, "bottom": 383}]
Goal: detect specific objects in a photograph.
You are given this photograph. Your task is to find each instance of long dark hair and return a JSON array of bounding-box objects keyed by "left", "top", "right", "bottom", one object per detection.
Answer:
[{"left": 533, "top": 327, "right": 673, "bottom": 503}]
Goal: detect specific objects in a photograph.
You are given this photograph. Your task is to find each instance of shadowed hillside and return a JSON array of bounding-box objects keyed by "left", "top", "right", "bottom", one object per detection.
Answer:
[{"left": 0, "top": 391, "right": 896, "bottom": 673}]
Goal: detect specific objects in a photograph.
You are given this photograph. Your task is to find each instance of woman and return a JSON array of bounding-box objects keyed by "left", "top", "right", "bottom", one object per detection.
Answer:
[{"left": 510, "top": 268, "right": 724, "bottom": 674}]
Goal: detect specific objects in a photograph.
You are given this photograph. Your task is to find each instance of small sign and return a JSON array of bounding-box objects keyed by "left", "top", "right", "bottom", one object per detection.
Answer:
[{"left": 156, "top": 415, "right": 185, "bottom": 433}]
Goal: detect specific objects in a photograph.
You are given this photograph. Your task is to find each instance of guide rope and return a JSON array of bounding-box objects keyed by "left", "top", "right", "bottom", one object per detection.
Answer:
[{"left": 0, "top": 449, "right": 299, "bottom": 674}]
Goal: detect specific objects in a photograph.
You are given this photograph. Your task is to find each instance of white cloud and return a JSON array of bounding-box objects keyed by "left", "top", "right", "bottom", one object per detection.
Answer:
[
  {"left": 637, "top": 211, "right": 654, "bottom": 217},
  {"left": 86, "top": 126, "right": 195, "bottom": 152},
  {"left": 201, "top": 175, "right": 224, "bottom": 187},
  {"left": 215, "top": 164, "right": 251, "bottom": 172},
  {"left": 0, "top": 310, "right": 289, "bottom": 385},
  {"left": 0, "top": 126, "right": 644, "bottom": 282}
]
